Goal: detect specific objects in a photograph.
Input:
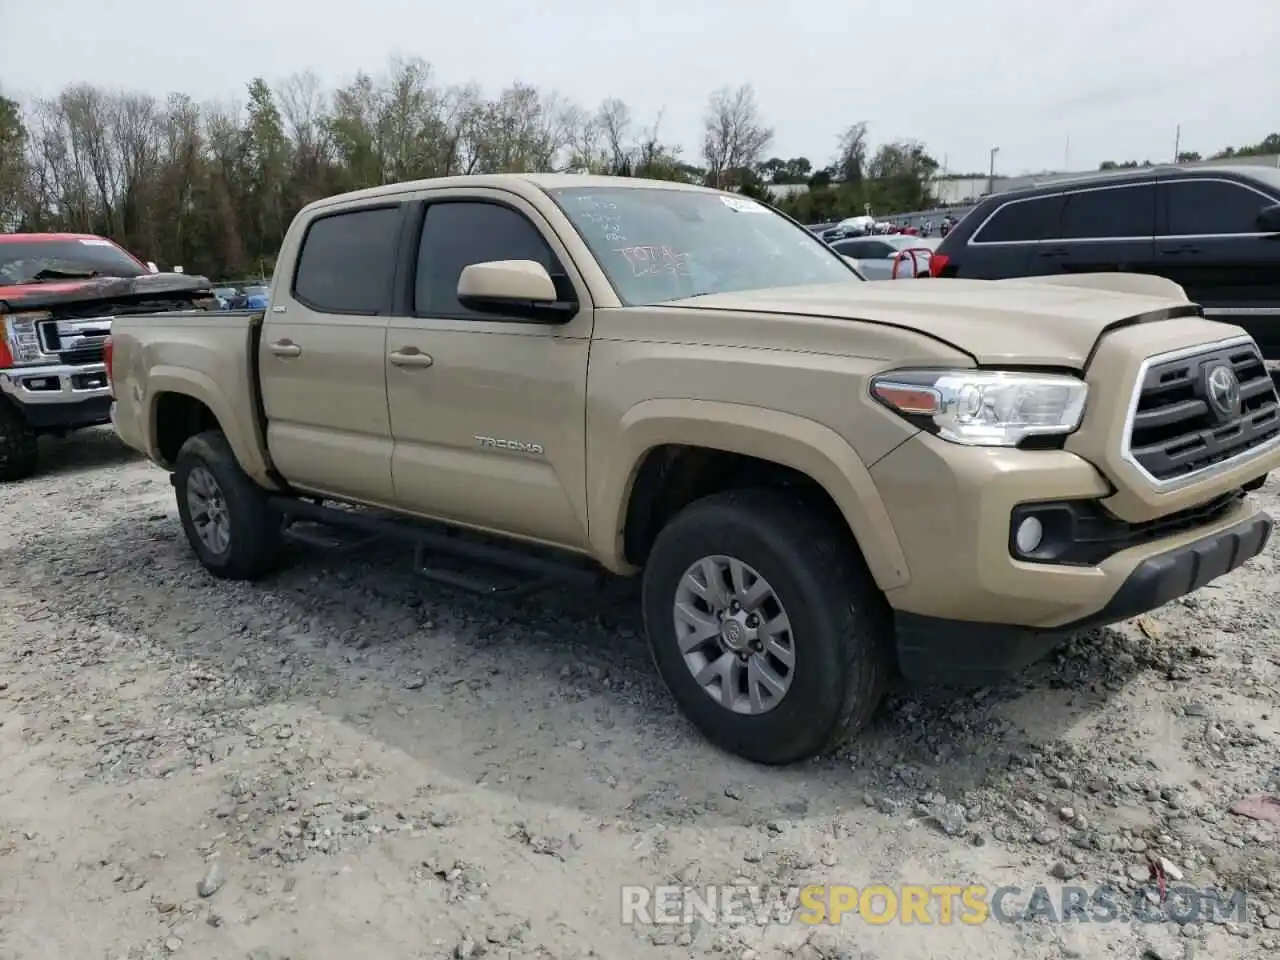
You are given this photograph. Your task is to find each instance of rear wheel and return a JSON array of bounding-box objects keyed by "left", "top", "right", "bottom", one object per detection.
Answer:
[
  {"left": 174, "top": 430, "right": 283, "bottom": 580},
  {"left": 641, "top": 488, "right": 893, "bottom": 765},
  {"left": 0, "top": 401, "right": 39, "bottom": 482}
]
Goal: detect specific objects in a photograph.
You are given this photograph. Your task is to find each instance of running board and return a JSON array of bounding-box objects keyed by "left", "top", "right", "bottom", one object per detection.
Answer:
[
  {"left": 281, "top": 520, "right": 381, "bottom": 553},
  {"left": 268, "top": 496, "right": 605, "bottom": 596},
  {"left": 413, "top": 545, "right": 554, "bottom": 598}
]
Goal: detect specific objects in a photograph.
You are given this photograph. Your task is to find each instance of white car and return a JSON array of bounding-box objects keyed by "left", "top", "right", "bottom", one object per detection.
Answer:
[{"left": 829, "top": 235, "right": 940, "bottom": 280}]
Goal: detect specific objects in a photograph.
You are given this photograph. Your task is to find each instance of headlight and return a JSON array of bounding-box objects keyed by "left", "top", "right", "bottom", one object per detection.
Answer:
[
  {"left": 2, "top": 311, "right": 52, "bottom": 366},
  {"left": 870, "top": 369, "right": 1088, "bottom": 447}
]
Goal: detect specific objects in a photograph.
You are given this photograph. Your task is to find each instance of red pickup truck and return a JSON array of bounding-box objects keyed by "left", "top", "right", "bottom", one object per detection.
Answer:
[{"left": 0, "top": 232, "right": 215, "bottom": 480}]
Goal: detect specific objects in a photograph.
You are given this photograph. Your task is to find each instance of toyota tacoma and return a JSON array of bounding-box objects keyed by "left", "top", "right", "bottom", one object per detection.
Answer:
[{"left": 105, "top": 175, "right": 1280, "bottom": 764}]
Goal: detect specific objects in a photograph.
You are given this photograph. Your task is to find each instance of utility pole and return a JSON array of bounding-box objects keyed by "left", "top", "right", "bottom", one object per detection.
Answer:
[
  {"left": 1173, "top": 124, "right": 1181, "bottom": 163},
  {"left": 988, "top": 146, "right": 1000, "bottom": 195}
]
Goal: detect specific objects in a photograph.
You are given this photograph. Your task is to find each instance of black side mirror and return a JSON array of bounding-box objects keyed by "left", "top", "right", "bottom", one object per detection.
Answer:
[{"left": 1257, "top": 203, "right": 1280, "bottom": 233}]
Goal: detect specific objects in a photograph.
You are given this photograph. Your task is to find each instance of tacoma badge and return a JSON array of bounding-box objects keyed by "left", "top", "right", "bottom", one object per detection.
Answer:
[{"left": 474, "top": 435, "right": 545, "bottom": 456}]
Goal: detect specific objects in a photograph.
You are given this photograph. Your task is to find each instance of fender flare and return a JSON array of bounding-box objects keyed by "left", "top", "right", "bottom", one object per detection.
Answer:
[
  {"left": 591, "top": 398, "right": 909, "bottom": 590},
  {"left": 145, "top": 366, "right": 275, "bottom": 486}
]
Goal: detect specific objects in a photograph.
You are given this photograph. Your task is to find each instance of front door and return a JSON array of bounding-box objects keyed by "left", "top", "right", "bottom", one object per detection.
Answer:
[
  {"left": 1032, "top": 182, "right": 1158, "bottom": 277},
  {"left": 259, "top": 202, "right": 405, "bottom": 504},
  {"left": 1154, "top": 177, "right": 1280, "bottom": 356},
  {"left": 385, "top": 190, "right": 594, "bottom": 550}
]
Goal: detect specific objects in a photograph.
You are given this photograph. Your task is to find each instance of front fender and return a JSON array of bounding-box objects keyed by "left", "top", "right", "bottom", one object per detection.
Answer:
[{"left": 590, "top": 398, "right": 909, "bottom": 590}]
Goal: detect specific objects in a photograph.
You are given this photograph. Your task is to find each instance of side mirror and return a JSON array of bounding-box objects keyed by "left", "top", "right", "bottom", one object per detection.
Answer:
[
  {"left": 1256, "top": 203, "right": 1280, "bottom": 233},
  {"left": 146, "top": 261, "right": 159, "bottom": 273},
  {"left": 457, "top": 260, "right": 574, "bottom": 322}
]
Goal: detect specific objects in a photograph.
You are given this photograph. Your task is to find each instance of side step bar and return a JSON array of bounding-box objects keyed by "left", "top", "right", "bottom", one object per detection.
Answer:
[{"left": 269, "top": 496, "right": 605, "bottom": 597}]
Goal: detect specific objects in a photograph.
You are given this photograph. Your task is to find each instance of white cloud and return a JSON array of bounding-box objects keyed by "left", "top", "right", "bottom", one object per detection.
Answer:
[{"left": 2, "top": 0, "right": 1273, "bottom": 173}]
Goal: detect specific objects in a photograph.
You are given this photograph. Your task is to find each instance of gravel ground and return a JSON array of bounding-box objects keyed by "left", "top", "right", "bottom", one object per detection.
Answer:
[{"left": 2, "top": 427, "right": 1280, "bottom": 960}]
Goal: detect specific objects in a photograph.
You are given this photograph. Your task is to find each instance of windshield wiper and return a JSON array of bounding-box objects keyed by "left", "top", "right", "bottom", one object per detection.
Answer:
[{"left": 27, "top": 268, "right": 102, "bottom": 282}]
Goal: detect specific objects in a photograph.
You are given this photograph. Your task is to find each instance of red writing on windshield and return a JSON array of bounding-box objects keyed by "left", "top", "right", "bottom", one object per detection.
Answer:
[{"left": 615, "top": 245, "right": 691, "bottom": 277}]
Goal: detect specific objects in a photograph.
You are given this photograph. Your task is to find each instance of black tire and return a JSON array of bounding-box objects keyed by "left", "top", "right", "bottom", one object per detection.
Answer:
[
  {"left": 641, "top": 488, "right": 893, "bottom": 765},
  {"left": 0, "top": 401, "right": 39, "bottom": 482},
  {"left": 173, "top": 430, "right": 283, "bottom": 580}
]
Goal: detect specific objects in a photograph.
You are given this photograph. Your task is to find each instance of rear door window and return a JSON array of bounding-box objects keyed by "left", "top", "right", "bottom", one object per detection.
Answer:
[
  {"left": 972, "top": 196, "right": 1064, "bottom": 243},
  {"left": 833, "top": 240, "right": 890, "bottom": 258},
  {"left": 292, "top": 205, "right": 404, "bottom": 314},
  {"left": 1056, "top": 184, "right": 1156, "bottom": 240}
]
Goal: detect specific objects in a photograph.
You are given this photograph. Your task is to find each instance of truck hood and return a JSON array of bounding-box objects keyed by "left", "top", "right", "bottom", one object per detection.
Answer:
[
  {"left": 667, "top": 277, "right": 1199, "bottom": 368},
  {"left": 0, "top": 272, "right": 214, "bottom": 312}
]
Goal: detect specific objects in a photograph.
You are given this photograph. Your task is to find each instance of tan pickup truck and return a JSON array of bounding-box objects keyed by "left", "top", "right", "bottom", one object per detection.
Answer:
[{"left": 106, "top": 174, "right": 1280, "bottom": 765}]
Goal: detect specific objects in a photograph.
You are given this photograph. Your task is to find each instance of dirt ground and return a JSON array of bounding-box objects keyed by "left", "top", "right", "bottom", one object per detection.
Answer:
[{"left": 2, "top": 427, "right": 1279, "bottom": 960}]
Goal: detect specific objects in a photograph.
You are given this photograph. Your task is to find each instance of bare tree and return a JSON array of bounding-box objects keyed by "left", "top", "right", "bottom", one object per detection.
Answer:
[
  {"left": 701, "top": 84, "right": 773, "bottom": 188},
  {"left": 0, "top": 58, "right": 964, "bottom": 278},
  {"left": 596, "top": 98, "right": 632, "bottom": 174},
  {"left": 835, "top": 121, "right": 868, "bottom": 185},
  {"left": 0, "top": 95, "right": 28, "bottom": 228}
]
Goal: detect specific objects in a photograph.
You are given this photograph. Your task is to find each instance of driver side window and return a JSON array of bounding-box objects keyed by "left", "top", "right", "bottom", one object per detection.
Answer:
[{"left": 415, "top": 201, "right": 570, "bottom": 318}]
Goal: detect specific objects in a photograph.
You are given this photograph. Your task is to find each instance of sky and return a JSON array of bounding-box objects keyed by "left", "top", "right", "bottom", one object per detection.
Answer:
[{"left": 2, "top": 0, "right": 1276, "bottom": 176}]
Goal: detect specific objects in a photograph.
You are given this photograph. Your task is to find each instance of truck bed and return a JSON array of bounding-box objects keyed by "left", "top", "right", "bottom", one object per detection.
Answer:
[{"left": 109, "top": 308, "right": 275, "bottom": 486}]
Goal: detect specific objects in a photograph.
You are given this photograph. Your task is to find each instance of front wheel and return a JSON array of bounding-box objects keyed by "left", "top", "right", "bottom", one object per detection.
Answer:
[
  {"left": 0, "top": 401, "right": 39, "bottom": 482},
  {"left": 174, "top": 430, "right": 283, "bottom": 580},
  {"left": 641, "top": 488, "right": 893, "bottom": 765}
]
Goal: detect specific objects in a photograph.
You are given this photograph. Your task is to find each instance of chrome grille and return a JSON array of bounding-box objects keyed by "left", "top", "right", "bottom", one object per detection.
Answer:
[
  {"left": 1126, "top": 338, "right": 1280, "bottom": 484},
  {"left": 38, "top": 316, "right": 112, "bottom": 365}
]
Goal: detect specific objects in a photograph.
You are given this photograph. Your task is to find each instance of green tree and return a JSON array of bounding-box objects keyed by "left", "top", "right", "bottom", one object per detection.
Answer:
[{"left": 0, "top": 94, "right": 27, "bottom": 229}]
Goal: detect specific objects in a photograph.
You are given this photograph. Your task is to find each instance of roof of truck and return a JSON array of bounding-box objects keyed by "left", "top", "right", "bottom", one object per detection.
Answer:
[{"left": 302, "top": 172, "right": 720, "bottom": 215}]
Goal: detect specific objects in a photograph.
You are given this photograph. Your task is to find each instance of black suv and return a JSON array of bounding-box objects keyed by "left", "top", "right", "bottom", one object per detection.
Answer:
[{"left": 931, "top": 165, "right": 1280, "bottom": 357}]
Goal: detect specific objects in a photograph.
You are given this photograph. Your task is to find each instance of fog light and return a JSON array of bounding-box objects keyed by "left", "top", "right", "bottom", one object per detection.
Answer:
[{"left": 1015, "top": 516, "right": 1044, "bottom": 554}]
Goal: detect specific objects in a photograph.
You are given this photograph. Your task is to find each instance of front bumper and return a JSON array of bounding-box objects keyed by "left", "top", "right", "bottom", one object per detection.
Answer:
[
  {"left": 870, "top": 429, "right": 1278, "bottom": 684},
  {"left": 0, "top": 362, "right": 112, "bottom": 430},
  {"left": 894, "top": 510, "right": 1272, "bottom": 684}
]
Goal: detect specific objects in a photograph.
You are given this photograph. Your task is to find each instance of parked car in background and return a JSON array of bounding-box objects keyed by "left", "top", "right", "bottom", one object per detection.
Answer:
[
  {"left": 0, "top": 232, "right": 216, "bottom": 480},
  {"left": 240, "top": 284, "right": 269, "bottom": 309},
  {"left": 930, "top": 165, "right": 1280, "bottom": 361},
  {"left": 830, "top": 234, "right": 939, "bottom": 279},
  {"left": 213, "top": 286, "right": 237, "bottom": 309}
]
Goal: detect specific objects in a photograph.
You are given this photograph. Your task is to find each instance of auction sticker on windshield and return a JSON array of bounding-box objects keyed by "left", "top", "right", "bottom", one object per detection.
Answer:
[
  {"left": 719, "top": 196, "right": 767, "bottom": 213},
  {"left": 78, "top": 239, "right": 115, "bottom": 246}
]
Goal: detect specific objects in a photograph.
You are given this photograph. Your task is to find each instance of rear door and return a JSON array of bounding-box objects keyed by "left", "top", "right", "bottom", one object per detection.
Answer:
[
  {"left": 1034, "top": 182, "right": 1158, "bottom": 276},
  {"left": 954, "top": 194, "right": 1065, "bottom": 278},
  {"left": 1154, "top": 177, "right": 1280, "bottom": 356},
  {"left": 259, "top": 202, "right": 405, "bottom": 504}
]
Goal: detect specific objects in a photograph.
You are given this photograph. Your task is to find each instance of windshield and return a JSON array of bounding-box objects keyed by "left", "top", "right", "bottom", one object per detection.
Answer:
[
  {"left": 213, "top": 287, "right": 236, "bottom": 298},
  {"left": 546, "top": 186, "right": 862, "bottom": 306},
  {"left": 242, "top": 285, "right": 268, "bottom": 297},
  {"left": 0, "top": 237, "right": 145, "bottom": 285}
]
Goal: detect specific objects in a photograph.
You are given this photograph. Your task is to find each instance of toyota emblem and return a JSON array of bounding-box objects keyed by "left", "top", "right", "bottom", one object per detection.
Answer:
[{"left": 1204, "top": 363, "right": 1242, "bottom": 422}]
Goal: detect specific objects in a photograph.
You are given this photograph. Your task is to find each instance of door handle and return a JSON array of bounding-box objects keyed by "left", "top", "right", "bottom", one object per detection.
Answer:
[
  {"left": 1164, "top": 245, "right": 1201, "bottom": 254},
  {"left": 268, "top": 339, "right": 301, "bottom": 358},
  {"left": 389, "top": 347, "right": 434, "bottom": 368},
  {"left": 1038, "top": 248, "right": 1068, "bottom": 257}
]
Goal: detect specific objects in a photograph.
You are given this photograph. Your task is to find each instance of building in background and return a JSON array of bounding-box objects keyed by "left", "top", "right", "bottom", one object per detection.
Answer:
[{"left": 930, "top": 153, "right": 1280, "bottom": 206}]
